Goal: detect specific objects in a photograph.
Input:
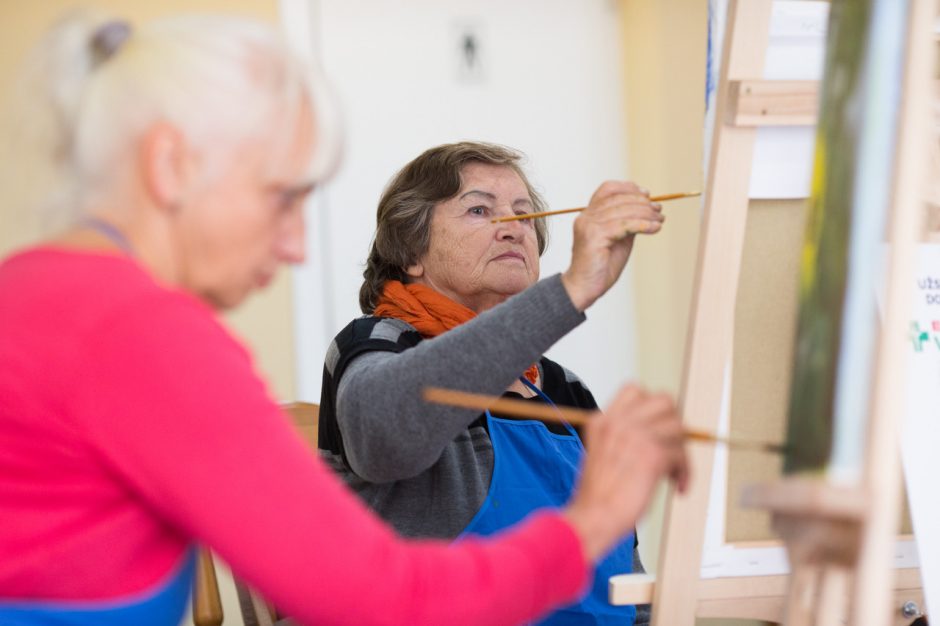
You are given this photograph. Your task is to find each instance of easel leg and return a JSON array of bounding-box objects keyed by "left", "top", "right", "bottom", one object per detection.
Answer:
[
  {"left": 786, "top": 563, "right": 820, "bottom": 626},
  {"left": 816, "top": 565, "right": 850, "bottom": 626}
]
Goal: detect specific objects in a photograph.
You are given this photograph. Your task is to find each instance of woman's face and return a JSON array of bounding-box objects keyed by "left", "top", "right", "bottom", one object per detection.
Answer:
[
  {"left": 407, "top": 162, "right": 540, "bottom": 313},
  {"left": 173, "top": 108, "right": 316, "bottom": 310}
]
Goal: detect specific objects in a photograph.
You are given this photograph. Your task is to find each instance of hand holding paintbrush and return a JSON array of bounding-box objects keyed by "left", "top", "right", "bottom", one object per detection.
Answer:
[
  {"left": 558, "top": 181, "right": 674, "bottom": 312},
  {"left": 561, "top": 384, "right": 690, "bottom": 560}
]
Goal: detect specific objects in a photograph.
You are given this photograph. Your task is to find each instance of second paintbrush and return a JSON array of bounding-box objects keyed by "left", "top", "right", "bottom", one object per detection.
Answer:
[
  {"left": 491, "top": 190, "right": 702, "bottom": 224},
  {"left": 423, "top": 386, "right": 786, "bottom": 455}
]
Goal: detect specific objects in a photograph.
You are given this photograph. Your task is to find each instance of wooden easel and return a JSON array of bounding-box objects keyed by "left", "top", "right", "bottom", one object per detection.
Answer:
[{"left": 610, "top": 0, "right": 935, "bottom": 624}]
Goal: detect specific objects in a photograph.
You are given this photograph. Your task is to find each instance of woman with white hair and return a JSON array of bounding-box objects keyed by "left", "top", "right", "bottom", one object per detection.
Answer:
[{"left": 0, "top": 12, "right": 688, "bottom": 626}]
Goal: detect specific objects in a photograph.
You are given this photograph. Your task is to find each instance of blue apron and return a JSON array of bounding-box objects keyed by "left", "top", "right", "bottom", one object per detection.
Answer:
[
  {"left": 0, "top": 548, "right": 195, "bottom": 626},
  {"left": 461, "top": 379, "right": 636, "bottom": 626}
]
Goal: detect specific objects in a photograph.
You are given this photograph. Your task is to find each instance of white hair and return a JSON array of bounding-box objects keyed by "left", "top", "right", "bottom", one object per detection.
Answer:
[{"left": 3, "top": 10, "right": 341, "bottom": 226}]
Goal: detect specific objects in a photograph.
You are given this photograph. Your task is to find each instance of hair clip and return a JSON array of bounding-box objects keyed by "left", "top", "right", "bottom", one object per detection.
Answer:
[{"left": 91, "top": 20, "right": 131, "bottom": 65}]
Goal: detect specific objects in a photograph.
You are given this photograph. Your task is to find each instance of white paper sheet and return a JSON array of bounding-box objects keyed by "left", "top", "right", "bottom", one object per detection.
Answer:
[
  {"left": 748, "top": 1, "right": 828, "bottom": 199},
  {"left": 899, "top": 245, "right": 940, "bottom": 618}
]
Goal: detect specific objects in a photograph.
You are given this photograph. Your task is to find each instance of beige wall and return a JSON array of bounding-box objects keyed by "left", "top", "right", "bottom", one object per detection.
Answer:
[
  {"left": 620, "top": 0, "right": 707, "bottom": 397},
  {"left": 619, "top": 0, "right": 706, "bottom": 575},
  {"left": 0, "top": 0, "right": 296, "bottom": 401}
]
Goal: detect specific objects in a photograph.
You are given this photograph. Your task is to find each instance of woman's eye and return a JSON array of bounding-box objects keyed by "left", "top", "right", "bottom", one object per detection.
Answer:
[
  {"left": 271, "top": 190, "right": 295, "bottom": 212},
  {"left": 272, "top": 184, "right": 315, "bottom": 215},
  {"left": 468, "top": 206, "right": 488, "bottom": 216}
]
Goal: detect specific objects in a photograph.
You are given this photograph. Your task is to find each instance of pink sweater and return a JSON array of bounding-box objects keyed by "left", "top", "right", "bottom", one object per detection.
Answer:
[{"left": 0, "top": 248, "right": 589, "bottom": 625}]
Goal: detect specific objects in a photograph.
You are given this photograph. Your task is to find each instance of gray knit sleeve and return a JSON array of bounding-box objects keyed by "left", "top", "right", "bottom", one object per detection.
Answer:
[{"left": 335, "top": 274, "right": 584, "bottom": 483}]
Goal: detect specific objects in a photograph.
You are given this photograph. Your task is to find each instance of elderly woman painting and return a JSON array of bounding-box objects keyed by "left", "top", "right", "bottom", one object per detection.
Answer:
[{"left": 319, "top": 142, "right": 665, "bottom": 626}]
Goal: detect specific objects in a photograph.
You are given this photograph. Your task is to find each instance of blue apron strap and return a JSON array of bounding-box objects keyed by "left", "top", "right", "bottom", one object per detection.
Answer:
[
  {"left": 460, "top": 378, "right": 636, "bottom": 625},
  {"left": 518, "top": 377, "right": 579, "bottom": 438}
]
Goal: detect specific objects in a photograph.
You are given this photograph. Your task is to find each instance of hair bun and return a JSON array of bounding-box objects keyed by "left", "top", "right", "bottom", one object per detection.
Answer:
[{"left": 91, "top": 20, "right": 131, "bottom": 64}]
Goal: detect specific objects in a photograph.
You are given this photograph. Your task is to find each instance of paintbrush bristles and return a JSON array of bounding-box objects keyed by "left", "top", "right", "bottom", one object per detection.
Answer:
[
  {"left": 423, "top": 386, "right": 784, "bottom": 454},
  {"left": 683, "top": 428, "right": 788, "bottom": 454},
  {"left": 491, "top": 190, "right": 702, "bottom": 224}
]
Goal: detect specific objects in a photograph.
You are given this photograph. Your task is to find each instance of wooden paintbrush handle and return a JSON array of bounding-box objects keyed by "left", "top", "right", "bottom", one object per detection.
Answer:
[
  {"left": 423, "top": 386, "right": 783, "bottom": 453},
  {"left": 490, "top": 191, "right": 701, "bottom": 223}
]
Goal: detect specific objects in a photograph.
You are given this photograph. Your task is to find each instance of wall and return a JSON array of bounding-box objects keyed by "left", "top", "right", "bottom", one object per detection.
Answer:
[{"left": 618, "top": 0, "right": 708, "bottom": 574}]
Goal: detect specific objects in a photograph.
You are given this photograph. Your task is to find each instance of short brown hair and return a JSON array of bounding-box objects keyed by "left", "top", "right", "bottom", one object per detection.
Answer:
[{"left": 359, "top": 141, "right": 549, "bottom": 313}]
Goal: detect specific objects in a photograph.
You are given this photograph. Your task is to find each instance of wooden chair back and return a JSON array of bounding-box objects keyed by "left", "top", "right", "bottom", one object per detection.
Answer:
[{"left": 192, "top": 402, "right": 320, "bottom": 626}]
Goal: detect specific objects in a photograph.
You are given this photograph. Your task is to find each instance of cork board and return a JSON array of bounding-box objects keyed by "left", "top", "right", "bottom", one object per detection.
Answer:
[
  {"left": 726, "top": 198, "right": 915, "bottom": 542},
  {"left": 726, "top": 199, "right": 805, "bottom": 541}
]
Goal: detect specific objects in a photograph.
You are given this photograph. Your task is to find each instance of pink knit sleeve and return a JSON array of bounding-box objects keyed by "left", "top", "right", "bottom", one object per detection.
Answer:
[{"left": 70, "top": 293, "right": 589, "bottom": 625}]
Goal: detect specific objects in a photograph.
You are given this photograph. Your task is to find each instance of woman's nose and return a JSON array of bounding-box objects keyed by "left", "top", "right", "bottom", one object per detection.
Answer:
[
  {"left": 496, "top": 218, "right": 525, "bottom": 241},
  {"left": 494, "top": 207, "right": 526, "bottom": 240},
  {"left": 277, "top": 212, "right": 307, "bottom": 264}
]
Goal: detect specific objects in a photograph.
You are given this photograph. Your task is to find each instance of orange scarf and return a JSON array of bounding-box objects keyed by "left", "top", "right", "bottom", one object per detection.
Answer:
[{"left": 374, "top": 280, "right": 539, "bottom": 384}]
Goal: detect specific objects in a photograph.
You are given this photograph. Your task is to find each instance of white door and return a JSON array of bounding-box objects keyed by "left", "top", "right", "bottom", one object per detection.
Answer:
[{"left": 288, "top": 0, "right": 637, "bottom": 405}]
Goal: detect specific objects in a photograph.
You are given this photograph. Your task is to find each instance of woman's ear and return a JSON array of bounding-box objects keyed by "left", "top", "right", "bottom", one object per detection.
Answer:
[
  {"left": 404, "top": 261, "right": 424, "bottom": 279},
  {"left": 138, "top": 121, "right": 191, "bottom": 212}
]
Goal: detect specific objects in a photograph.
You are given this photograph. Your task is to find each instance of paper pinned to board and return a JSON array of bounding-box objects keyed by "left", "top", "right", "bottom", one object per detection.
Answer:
[
  {"left": 875, "top": 244, "right": 940, "bottom": 618},
  {"left": 897, "top": 245, "right": 940, "bottom": 619},
  {"left": 748, "top": 1, "right": 829, "bottom": 199},
  {"left": 704, "top": 1, "right": 829, "bottom": 200}
]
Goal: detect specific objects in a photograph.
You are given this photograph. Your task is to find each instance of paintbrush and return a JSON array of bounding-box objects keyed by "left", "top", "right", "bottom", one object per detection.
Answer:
[
  {"left": 491, "top": 190, "right": 702, "bottom": 224},
  {"left": 423, "top": 386, "right": 786, "bottom": 454}
]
